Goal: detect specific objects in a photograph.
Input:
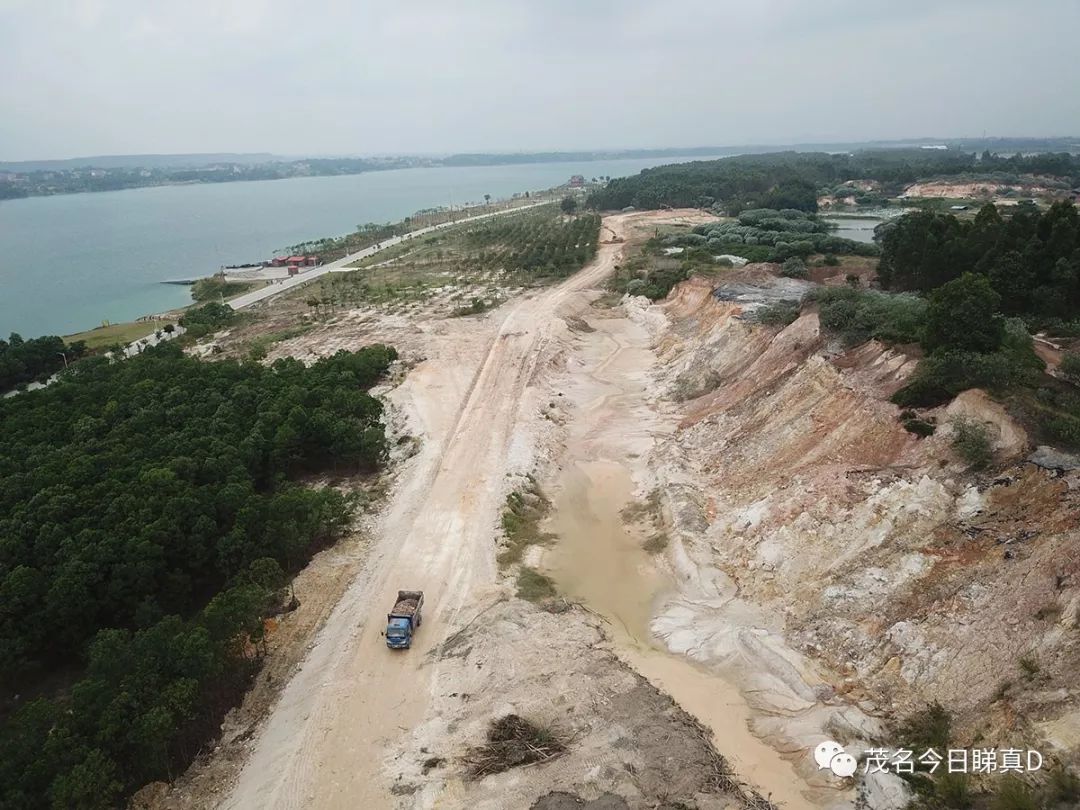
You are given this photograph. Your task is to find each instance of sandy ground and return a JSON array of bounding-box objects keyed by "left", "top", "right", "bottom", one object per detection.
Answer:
[
  {"left": 536, "top": 296, "right": 832, "bottom": 810},
  {"left": 197, "top": 210, "right": 755, "bottom": 810},
  {"left": 898, "top": 180, "right": 1054, "bottom": 199},
  {"left": 161, "top": 207, "right": 1035, "bottom": 810}
]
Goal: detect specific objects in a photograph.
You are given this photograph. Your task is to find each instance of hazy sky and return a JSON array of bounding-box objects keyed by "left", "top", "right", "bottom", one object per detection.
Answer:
[{"left": 3, "top": 0, "right": 1079, "bottom": 160}]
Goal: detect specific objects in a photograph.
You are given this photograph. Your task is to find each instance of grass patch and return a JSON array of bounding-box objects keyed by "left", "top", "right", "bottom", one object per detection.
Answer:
[
  {"left": 452, "top": 296, "right": 500, "bottom": 317},
  {"left": 190, "top": 276, "right": 256, "bottom": 303},
  {"left": 643, "top": 533, "right": 669, "bottom": 554},
  {"left": 621, "top": 489, "right": 662, "bottom": 522},
  {"left": 64, "top": 320, "right": 163, "bottom": 350},
  {"left": 245, "top": 323, "right": 316, "bottom": 360},
  {"left": 497, "top": 481, "right": 553, "bottom": 567},
  {"left": 516, "top": 567, "right": 557, "bottom": 601},
  {"left": 463, "top": 715, "right": 566, "bottom": 780}
]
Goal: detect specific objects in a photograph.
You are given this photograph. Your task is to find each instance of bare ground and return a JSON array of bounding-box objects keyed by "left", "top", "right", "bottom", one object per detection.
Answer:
[{"left": 152, "top": 211, "right": 763, "bottom": 810}]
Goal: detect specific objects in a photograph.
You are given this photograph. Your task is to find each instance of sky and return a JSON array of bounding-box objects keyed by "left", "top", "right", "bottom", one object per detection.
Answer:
[{"left": 3, "top": 0, "right": 1080, "bottom": 161}]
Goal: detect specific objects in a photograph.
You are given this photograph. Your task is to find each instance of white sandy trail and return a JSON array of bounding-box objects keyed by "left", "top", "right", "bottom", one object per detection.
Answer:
[{"left": 220, "top": 212, "right": 644, "bottom": 810}]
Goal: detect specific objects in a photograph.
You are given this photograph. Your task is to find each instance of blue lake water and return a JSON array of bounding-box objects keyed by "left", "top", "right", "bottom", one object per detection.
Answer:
[{"left": 0, "top": 156, "right": 727, "bottom": 337}]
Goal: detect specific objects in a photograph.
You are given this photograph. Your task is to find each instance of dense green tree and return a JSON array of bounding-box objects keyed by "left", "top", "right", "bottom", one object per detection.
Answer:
[
  {"left": 0, "top": 333, "right": 88, "bottom": 392},
  {"left": 0, "top": 342, "right": 397, "bottom": 807},
  {"left": 587, "top": 150, "right": 1080, "bottom": 213},
  {"left": 923, "top": 273, "right": 1005, "bottom": 354},
  {"left": 878, "top": 201, "right": 1080, "bottom": 325}
]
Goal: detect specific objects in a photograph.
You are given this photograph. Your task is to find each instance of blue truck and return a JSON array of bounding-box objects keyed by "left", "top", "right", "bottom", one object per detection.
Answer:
[{"left": 385, "top": 590, "right": 424, "bottom": 649}]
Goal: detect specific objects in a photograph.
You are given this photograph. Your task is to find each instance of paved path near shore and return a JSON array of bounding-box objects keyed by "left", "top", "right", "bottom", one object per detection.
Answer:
[{"left": 226, "top": 202, "right": 548, "bottom": 311}]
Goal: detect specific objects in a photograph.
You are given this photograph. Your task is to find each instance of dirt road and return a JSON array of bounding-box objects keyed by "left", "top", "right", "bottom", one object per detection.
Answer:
[{"left": 221, "top": 213, "right": 656, "bottom": 810}]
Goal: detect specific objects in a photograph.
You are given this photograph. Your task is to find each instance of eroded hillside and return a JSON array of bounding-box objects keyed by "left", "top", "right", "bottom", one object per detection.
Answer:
[{"left": 639, "top": 269, "right": 1080, "bottom": 803}]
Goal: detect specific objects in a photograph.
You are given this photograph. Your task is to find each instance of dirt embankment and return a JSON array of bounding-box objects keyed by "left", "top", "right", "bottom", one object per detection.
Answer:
[
  {"left": 899, "top": 178, "right": 1057, "bottom": 199},
  {"left": 640, "top": 272, "right": 1080, "bottom": 796}
]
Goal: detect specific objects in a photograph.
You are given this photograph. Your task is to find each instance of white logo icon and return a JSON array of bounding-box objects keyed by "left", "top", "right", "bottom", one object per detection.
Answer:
[{"left": 814, "top": 740, "right": 857, "bottom": 777}]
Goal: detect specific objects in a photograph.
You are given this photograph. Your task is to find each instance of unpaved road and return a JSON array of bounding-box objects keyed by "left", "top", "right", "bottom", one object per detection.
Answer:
[{"left": 222, "top": 213, "right": 653, "bottom": 810}]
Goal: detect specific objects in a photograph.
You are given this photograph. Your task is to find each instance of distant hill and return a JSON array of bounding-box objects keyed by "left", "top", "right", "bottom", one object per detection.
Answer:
[{"left": 0, "top": 153, "right": 280, "bottom": 171}]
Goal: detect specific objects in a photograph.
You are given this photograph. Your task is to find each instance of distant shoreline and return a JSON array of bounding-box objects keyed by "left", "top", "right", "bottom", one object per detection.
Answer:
[
  {"left": 0, "top": 149, "right": 733, "bottom": 202},
  {"left": 60, "top": 195, "right": 556, "bottom": 345}
]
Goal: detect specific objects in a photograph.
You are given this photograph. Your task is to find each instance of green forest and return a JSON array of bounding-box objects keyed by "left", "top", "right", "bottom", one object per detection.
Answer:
[
  {"left": 877, "top": 201, "right": 1080, "bottom": 323},
  {"left": 800, "top": 201, "right": 1080, "bottom": 448},
  {"left": 0, "top": 333, "right": 88, "bottom": 392},
  {"left": 0, "top": 342, "right": 396, "bottom": 808},
  {"left": 586, "top": 150, "right": 1080, "bottom": 213}
]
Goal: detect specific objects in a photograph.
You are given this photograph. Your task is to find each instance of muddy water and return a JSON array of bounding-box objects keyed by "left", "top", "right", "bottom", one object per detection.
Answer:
[{"left": 542, "top": 308, "right": 819, "bottom": 810}]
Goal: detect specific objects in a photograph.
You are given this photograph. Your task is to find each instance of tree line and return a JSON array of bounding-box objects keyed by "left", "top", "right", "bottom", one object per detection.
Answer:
[
  {"left": 0, "top": 341, "right": 396, "bottom": 808},
  {"left": 586, "top": 150, "right": 1080, "bottom": 213},
  {"left": 877, "top": 201, "right": 1080, "bottom": 326},
  {"left": 799, "top": 202, "right": 1080, "bottom": 447}
]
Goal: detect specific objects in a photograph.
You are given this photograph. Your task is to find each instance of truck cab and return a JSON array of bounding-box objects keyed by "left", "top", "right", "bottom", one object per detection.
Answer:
[{"left": 385, "top": 617, "right": 413, "bottom": 648}]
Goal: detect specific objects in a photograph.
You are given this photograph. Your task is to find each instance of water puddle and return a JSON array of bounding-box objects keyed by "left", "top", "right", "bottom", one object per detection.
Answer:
[{"left": 544, "top": 458, "right": 819, "bottom": 810}]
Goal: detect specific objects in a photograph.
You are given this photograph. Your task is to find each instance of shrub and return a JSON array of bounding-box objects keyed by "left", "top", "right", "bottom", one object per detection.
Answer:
[
  {"left": 900, "top": 412, "right": 936, "bottom": 437},
  {"left": 643, "top": 533, "right": 669, "bottom": 554},
  {"left": 780, "top": 257, "right": 808, "bottom": 278},
  {"left": 991, "top": 776, "right": 1037, "bottom": 810},
  {"left": 892, "top": 348, "right": 1042, "bottom": 408},
  {"left": 813, "top": 287, "right": 927, "bottom": 346},
  {"left": 1046, "top": 413, "right": 1080, "bottom": 448},
  {"left": 497, "top": 483, "right": 552, "bottom": 566},
  {"left": 951, "top": 416, "right": 993, "bottom": 469},
  {"left": 516, "top": 567, "right": 557, "bottom": 601},
  {"left": 1018, "top": 654, "right": 1040, "bottom": 678},
  {"left": 1046, "top": 767, "right": 1080, "bottom": 804},
  {"left": 936, "top": 772, "right": 973, "bottom": 809},
  {"left": 1061, "top": 351, "right": 1080, "bottom": 384},
  {"left": 641, "top": 266, "right": 690, "bottom": 300},
  {"left": 896, "top": 701, "right": 952, "bottom": 751},
  {"left": 756, "top": 301, "right": 801, "bottom": 326},
  {"left": 823, "top": 253, "right": 840, "bottom": 266}
]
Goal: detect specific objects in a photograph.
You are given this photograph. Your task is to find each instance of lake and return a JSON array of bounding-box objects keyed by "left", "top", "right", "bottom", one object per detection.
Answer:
[
  {"left": 820, "top": 215, "right": 884, "bottom": 244},
  {"left": 0, "top": 155, "right": 727, "bottom": 338}
]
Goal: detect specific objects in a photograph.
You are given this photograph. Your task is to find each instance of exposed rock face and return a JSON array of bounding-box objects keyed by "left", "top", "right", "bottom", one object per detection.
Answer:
[
  {"left": 641, "top": 275, "right": 1080, "bottom": 803},
  {"left": 1029, "top": 445, "right": 1080, "bottom": 472}
]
